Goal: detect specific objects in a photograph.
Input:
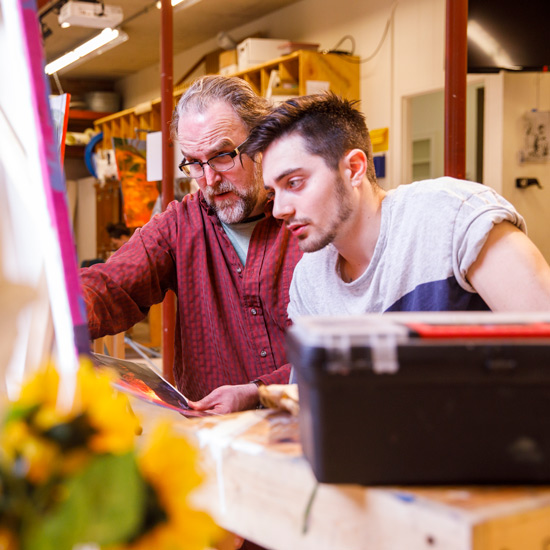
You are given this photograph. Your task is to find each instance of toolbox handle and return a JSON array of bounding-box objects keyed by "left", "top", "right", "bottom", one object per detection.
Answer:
[{"left": 406, "top": 322, "right": 550, "bottom": 339}]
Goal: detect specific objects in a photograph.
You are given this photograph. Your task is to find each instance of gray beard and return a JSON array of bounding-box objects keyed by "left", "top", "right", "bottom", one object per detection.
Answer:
[
  {"left": 203, "top": 163, "right": 264, "bottom": 224},
  {"left": 203, "top": 180, "right": 258, "bottom": 224}
]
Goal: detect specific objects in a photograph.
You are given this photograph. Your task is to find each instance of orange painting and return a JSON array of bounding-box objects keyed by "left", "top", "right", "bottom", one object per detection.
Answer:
[{"left": 112, "top": 137, "right": 159, "bottom": 228}]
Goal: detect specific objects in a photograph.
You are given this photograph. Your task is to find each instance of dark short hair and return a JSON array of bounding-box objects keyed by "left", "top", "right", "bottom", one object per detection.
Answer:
[
  {"left": 243, "top": 92, "right": 377, "bottom": 184},
  {"left": 170, "top": 75, "right": 270, "bottom": 141},
  {"left": 106, "top": 222, "right": 131, "bottom": 239}
]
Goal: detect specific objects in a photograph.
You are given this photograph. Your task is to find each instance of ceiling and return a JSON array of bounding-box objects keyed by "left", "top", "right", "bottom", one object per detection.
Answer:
[{"left": 37, "top": 0, "right": 302, "bottom": 81}]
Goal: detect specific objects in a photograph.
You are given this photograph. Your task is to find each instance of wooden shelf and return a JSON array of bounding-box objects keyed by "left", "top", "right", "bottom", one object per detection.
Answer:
[
  {"left": 93, "top": 50, "right": 360, "bottom": 145},
  {"left": 68, "top": 109, "right": 113, "bottom": 132},
  {"left": 64, "top": 144, "right": 86, "bottom": 158},
  {"left": 69, "top": 109, "right": 113, "bottom": 120}
]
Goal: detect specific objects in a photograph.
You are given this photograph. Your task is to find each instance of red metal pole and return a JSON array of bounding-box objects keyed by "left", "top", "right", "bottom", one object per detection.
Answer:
[
  {"left": 160, "top": 0, "right": 175, "bottom": 383},
  {"left": 444, "top": 0, "right": 468, "bottom": 179}
]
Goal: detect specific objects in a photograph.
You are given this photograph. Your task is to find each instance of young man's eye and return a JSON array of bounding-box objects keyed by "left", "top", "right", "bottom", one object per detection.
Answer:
[
  {"left": 288, "top": 179, "right": 302, "bottom": 189},
  {"left": 265, "top": 189, "right": 275, "bottom": 200}
]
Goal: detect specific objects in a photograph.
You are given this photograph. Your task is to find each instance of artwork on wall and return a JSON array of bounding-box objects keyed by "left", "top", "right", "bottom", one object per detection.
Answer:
[
  {"left": 112, "top": 137, "right": 160, "bottom": 228},
  {"left": 521, "top": 111, "right": 550, "bottom": 163}
]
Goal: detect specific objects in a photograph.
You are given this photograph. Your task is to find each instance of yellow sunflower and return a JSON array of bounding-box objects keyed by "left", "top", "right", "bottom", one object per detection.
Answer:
[
  {"left": 0, "top": 526, "right": 17, "bottom": 550},
  {"left": 73, "top": 360, "right": 141, "bottom": 455},
  {"left": 118, "top": 422, "right": 223, "bottom": 550},
  {"left": 0, "top": 419, "right": 58, "bottom": 483},
  {"left": 2, "top": 361, "right": 141, "bottom": 480},
  {"left": 17, "top": 362, "right": 62, "bottom": 411}
]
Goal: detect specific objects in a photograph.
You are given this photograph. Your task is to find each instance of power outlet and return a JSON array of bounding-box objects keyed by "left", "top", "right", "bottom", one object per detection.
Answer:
[{"left": 515, "top": 178, "right": 542, "bottom": 189}]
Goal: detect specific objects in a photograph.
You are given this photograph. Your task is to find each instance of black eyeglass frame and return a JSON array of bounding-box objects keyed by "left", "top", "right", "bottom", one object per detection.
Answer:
[{"left": 178, "top": 139, "right": 248, "bottom": 177}]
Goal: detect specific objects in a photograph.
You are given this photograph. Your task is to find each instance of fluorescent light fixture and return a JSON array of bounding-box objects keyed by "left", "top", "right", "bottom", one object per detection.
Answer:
[
  {"left": 155, "top": 0, "right": 183, "bottom": 8},
  {"left": 155, "top": 0, "right": 201, "bottom": 9},
  {"left": 467, "top": 20, "right": 521, "bottom": 71},
  {"left": 44, "top": 27, "right": 128, "bottom": 75}
]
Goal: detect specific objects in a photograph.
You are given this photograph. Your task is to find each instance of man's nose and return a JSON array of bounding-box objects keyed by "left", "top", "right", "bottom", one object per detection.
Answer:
[
  {"left": 203, "top": 164, "right": 222, "bottom": 186},
  {"left": 272, "top": 193, "right": 294, "bottom": 220}
]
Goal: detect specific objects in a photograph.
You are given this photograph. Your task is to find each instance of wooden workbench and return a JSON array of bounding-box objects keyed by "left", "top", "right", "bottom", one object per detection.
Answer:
[{"left": 130, "top": 400, "right": 550, "bottom": 550}]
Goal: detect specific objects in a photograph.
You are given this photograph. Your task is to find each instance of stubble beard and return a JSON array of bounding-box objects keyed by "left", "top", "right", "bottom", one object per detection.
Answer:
[{"left": 294, "top": 174, "right": 353, "bottom": 253}]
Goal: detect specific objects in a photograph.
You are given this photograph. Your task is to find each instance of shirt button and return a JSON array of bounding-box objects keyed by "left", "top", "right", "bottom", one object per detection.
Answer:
[
  {"left": 251, "top": 308, "right": 257, "bottom": 316},
  {"left": 260, "top": 350, "right": 267, "bottom": 357},
  {"left": 236, "top": 267, "right": 242, "bottom": 273}
]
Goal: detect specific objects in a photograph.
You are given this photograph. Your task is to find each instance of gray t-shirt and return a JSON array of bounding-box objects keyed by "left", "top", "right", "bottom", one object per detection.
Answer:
[{"left": 288, "top": 177, "right": 526, "bottom": 321}]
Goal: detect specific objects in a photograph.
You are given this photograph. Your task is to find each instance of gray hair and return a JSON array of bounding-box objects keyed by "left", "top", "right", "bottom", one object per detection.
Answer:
[{"left": 170, "top": 75, "right": 270, "bottom": 141}]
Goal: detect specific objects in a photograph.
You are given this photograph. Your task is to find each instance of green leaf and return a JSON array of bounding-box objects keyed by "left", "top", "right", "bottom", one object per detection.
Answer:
[
  {"left": 3, "top": 404, "right": 39, "bottom": 425},
  {"left": 21, "top": 453, "right": 147, "bottom": 550}
]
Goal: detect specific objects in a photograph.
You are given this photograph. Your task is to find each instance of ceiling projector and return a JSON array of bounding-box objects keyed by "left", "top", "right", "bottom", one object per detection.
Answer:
[{"left": 58, "top": 1, "right": 123, "bottom": 29}]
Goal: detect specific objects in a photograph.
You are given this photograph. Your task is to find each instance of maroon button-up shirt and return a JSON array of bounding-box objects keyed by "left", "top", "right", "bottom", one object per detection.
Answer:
[{"left": 81, "top": 192, "right": 302, "bottom": 400}]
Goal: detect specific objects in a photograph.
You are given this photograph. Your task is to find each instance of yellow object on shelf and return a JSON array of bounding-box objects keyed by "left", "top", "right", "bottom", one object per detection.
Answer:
[{"left": 370, "top": 127, "right": 389, "bottom": 153}]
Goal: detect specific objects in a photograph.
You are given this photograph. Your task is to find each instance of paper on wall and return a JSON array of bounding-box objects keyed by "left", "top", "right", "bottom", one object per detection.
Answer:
[{"left": 306, "top": 80, "right": 330, "bottom": 95}]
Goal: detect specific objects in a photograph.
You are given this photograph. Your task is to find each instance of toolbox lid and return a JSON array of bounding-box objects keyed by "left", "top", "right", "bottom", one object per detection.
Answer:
[{"left": 289, "top": 311, "right": 550, "bottom": 374}]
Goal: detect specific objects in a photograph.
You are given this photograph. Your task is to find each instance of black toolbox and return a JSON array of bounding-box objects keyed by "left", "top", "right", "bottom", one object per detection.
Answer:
[{"left": 286, "top": 312, "right": 550, "bottom": 485}]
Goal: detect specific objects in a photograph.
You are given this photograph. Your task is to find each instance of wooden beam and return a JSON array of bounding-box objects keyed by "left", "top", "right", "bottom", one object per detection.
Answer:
[
  {"left": 444, "top": 0, "right": 468, "bottom": 179},
  {"left": 160, "top": 0, "right": 175, "bottom": 384}
]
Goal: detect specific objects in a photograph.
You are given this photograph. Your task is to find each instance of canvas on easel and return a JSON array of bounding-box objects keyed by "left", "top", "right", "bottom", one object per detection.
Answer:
[{"left": 0, "top": 0, "right": 88, "bottom": 403}]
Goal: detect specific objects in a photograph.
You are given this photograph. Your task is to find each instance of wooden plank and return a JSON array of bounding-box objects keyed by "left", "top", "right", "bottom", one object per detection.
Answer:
[
  {"left": 99, "top": 332, "right": 125, "bottom": 358},
  {"left": 473, "top": 503, "right": 550, "bottom": 550},
  {"left": 184, "top": 412, "right": 470, "bottom": 550},
  {"left": 127, "top": 402, "right": 550, "bottom": 550},
  {"left": 148, "top": 303, "right": 162, "bottom": 348},
  {"left": 299, "top": 50, "right": 360, "bottom": 100},
  {"left": 93, "top": 338, "right": 103, "bottom": 354},
  {"left": 112, "top": 331, "right": 125, "bottom": 358}
]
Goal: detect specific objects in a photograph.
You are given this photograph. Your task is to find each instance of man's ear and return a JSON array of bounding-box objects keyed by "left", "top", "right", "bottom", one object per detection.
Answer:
[{"left": 343, "top": 149, "right": 368, "bottom": 187}]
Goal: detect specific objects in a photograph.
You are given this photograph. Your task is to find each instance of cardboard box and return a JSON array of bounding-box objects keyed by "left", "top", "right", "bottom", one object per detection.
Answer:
[
  {"left": 219, "top": 64, "right": 238, "bottom": 76},
  {"left": 218, "top": 49, "right": 238, "bottom": 76},
  {"left": 219, "top": 49, "right": 237, "bottom": 68},
  {"left": 236, "top": 38, "right": 289, "bottom": 71}
]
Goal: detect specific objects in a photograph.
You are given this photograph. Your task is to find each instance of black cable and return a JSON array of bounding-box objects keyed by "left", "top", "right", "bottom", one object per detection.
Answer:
[
  {"left": 321, "top": 2, "right": 398, "bottom": 64},
  {"left": 325, "top": 34, "right": 356, "bottom": 56}
]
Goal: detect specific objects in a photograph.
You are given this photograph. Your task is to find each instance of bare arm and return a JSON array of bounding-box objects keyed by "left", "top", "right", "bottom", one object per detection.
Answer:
[{"left": 467, "top": 221, "right": 550, "bottom": 311}]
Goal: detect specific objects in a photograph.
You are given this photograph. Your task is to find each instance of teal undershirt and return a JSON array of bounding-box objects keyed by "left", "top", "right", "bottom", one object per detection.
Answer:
[{"left": 220, "top": 215, "right": 264, "bottom": 266}]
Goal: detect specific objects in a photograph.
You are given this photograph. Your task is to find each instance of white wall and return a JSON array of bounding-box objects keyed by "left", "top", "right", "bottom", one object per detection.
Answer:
[
  {"left": 115, "top": 0, "right": 550, "bottom": 260},
  {"left": 75, "top": 176, "right": 98, "bottom": 264},
  {"left": 500, "top": 72, "right": 550, "bottom": 260}
]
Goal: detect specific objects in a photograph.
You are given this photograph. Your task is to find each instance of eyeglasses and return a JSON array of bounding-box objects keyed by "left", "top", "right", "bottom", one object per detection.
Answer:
[{"left": 178, "top": 139, "right": 248, "bottom": 178}]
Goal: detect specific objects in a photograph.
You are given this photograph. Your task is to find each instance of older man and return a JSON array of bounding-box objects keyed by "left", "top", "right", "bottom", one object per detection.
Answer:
[{"left": 80, "top": 76, "right": 302, "bottom": 415}]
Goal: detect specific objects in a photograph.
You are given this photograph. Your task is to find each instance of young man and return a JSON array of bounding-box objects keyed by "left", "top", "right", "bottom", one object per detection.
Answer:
[
  {"left": 80, "top": 76, "right": 302, "bottom": 415},
  {"left": 244, "top": 93, "right": 550, "bottom": 319}
]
